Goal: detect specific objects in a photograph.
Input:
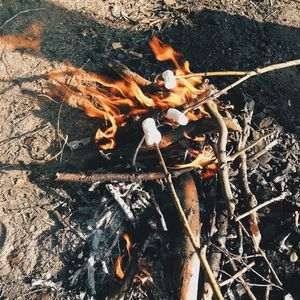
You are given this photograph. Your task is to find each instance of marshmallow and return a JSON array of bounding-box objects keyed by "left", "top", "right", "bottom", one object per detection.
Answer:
[
  {"left": 142, "top": 118, "right": 162, "bottom": 146},
  {"left": 162, "top": 70, "right": 177, "bottom": 89},
  {"left": 167, "top": 108, "right": 188, "bottom": 125}
]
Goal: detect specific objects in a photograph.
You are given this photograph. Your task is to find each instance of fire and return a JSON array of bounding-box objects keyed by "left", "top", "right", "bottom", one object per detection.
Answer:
[
  {"left": 0, "top": 22, "right": 43, "bottom": 51},
  {"left": 115, "top": 233, "right": 133, "bottom": 280},
  {"left": 115, "top": 256, "right": 125, "bottom": 279},
  {"left": 174, "top": 147, "right": 215, "bottom": 169},
  {"left": 47, "top": 36, "right": 211, "bottom": 150},
  {"left": 202, "top": 163, "right": 218, "bottom": 180},
  {"left": 122, "top": 233, "right": 132, "bottom": 257},
  {"left": 183, "top": 131, "right": 206, "bottom": 143}
]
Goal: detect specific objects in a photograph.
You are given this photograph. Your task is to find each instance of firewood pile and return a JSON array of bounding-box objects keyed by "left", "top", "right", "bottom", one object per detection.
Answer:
[{"left": 46, "top": 37, "right": 300, "bottom": 299}]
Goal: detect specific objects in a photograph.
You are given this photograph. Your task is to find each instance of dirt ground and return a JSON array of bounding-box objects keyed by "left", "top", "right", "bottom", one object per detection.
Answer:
[{"left": 0, "top": 0, "right": 300, "bottom": 299}]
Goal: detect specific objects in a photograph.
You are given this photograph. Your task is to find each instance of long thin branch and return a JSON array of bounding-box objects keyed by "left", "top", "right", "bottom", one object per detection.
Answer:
[
  {"left": 205, "top": 101, "right": 235, "bottom": 217},
  {"left": 238, "top": 220, "right": 282, "bottom": 286},
  {"left": 228, "top": 130, "right": 276, "bottom": 162},
  {"left": 176, "top": 71, "right": 248, "bottom": 79},
  {"left": 220, "top": 261, "right": 255, "bottom": 287},
  {"left": 235, "top": 193, "right": 286, "bottom": 222},
  {"left": 55, "top": 168, "right": 192, "bottom": 184},
  {"left": 184, "top": 59, "right": 300, "bottom": 113},
  {"left": 154, "top": 144, "right": 224, "bottom": 300}
]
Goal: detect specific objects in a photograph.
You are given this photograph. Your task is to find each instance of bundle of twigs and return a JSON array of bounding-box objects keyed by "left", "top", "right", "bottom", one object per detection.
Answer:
[{"left": 55, "top": 58, "right": 299, "bottom": 300}]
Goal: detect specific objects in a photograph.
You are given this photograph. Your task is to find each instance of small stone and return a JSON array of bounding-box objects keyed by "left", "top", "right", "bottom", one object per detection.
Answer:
[{"left": 290, "top": 251, "right": 298, "bottom": 263}]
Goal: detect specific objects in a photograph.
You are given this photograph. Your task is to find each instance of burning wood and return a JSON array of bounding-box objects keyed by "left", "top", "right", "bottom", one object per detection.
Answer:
[{"left": 45, "top": 34, "right": 300, "bottom": 299}]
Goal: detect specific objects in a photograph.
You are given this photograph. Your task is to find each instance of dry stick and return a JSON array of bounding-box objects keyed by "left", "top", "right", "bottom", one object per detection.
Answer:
[
  {"left": 235, "top": 194, "right": 286, "bottom": 222},
  {"left": 183, "top": 59, "right": 300, "bottom": 113},
  {"left": 55, "top": 168, "right": 193, "bottom": 184},
  {"left": 236, "top": 104, "right": 262, "bottom": 251},
  {"left": 176, "top": 71, "right": 248, "bottom": 79},
  {"left": 205, "top": 101, "right": 235, "bottom": 217},
  {"left": 227, "top": 259, "right": 257, "bottom": 300},
  {"left": 154, "top": 143, "right": 224, "bottom": 300},
  {"left": 220, "top": 261, "right": 256, "bottom": 287},
  {"left": 228, "top": 130, "right": 276, "bottom": 162},
  {"left": 237, "top": 220, "right": 283, "bottom": 286},
  {"left": 248, "top": 140, "right": 278, "bottom": 162},
  {"left": 202, "top": 210, "right": 228, "bottom": 300}
]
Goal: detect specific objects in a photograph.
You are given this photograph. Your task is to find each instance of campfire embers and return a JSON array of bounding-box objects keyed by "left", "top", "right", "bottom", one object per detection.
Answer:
[{"left": 48, "top": 35, "right": 300, "bottom": 299}]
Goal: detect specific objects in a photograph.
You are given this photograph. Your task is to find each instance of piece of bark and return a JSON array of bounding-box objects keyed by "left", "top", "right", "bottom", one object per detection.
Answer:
[{"left": 173, "top": 173, "right": 201, "bottom": 300}]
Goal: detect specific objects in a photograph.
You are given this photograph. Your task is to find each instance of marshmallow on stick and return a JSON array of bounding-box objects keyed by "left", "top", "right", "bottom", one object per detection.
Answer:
[
  {"left": 142, "top": 118, "right": 162, "bottom": 146},
  {"left": 167, "top": 108, "right": 189, "bottom": 125},
  {"left": 162, "top": 70, "right": 177, "bottom": 89}
]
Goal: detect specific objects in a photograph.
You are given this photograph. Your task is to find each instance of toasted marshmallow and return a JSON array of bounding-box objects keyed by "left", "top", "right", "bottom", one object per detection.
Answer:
[
  {"left": 167, "top": 108, "right": 188, "bottom": 125},
  {"left": 142, "top": 118, "right": 162, "bottom": 146},
  {"left": 162, "top": 70, "right": 177, "bottom": 89}
]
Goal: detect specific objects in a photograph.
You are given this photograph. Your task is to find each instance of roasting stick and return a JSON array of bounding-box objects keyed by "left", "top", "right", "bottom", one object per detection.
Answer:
[
  {"left": 183, "top": 59, "right": 300, "bottom": 113},
  {"left": 154, "top": 142, "right": 224, "bottom": 300}
]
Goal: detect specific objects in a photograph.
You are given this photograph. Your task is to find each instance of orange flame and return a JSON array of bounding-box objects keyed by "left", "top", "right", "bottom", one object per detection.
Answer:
[
  {"left": 115, "top": 256, "right": 125, "bottom": 279},
  {"left": 174, "top": 147, "right": 215, "bottom": 169},
  {"left": 183, "top": 131, "right": 206, "bottom": 143},
  {"left": 0, "top": 22, "right": 43, "bottom": 51},
  {"left": 122, "top": 233, "right": 132, "bottom": 257},
  {"left": 149, "top": 36, "right": 190, "bottom": 74},
  {"left": 202, "top": 163, "right": 218, "bottom": 180},
  {"left": 48, "top": 36, "right": 211, "bottom": 149},
  {"left": 115, "top": 233, "right": 132, "bottom": 280}
]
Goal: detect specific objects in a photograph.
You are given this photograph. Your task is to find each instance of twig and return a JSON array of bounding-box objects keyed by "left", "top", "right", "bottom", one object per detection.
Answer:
[
  {"left": 220, "top": 261, "right": 255, "bottom": 287},
  {"left": 0, "top": 8, "right": 45, "bottom": 29},
  {"left": 132, "top": 136, "right": 145, "bottom": 168},
  {"left": 205, "top": 101, "right": 235, "bottom": 216},
  {"left": 228, "top": 130, "right": 276, "bottom": 162},
  {"left": 154, "top": 143, "right": 224, "bottom": 300},
  {"left": 176, "top": 71, "right": 248, "bottom": 79},
  {"left": 237, "top": 220, "right": 283, "bottom": 286},
  {"left": 228, "top": 259, "right": 257, "bottom": 300},
  {"left": 202, "top": 209, "right": 228, "bottom": 300},
  {"left": 248, "top": 139, "right": 278, "bottom": 162},
  {"left": 55, "top": 168, "right": 192, "bottom": 184},
  {"left": 235, "top": 194, "right": 286, "bottom": 221},
  {"left": 184, "top": 59, "right": 300, "bottom": 113},
  {"left": 236, "top": 102, "right": 261, "bottom": 251}
]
